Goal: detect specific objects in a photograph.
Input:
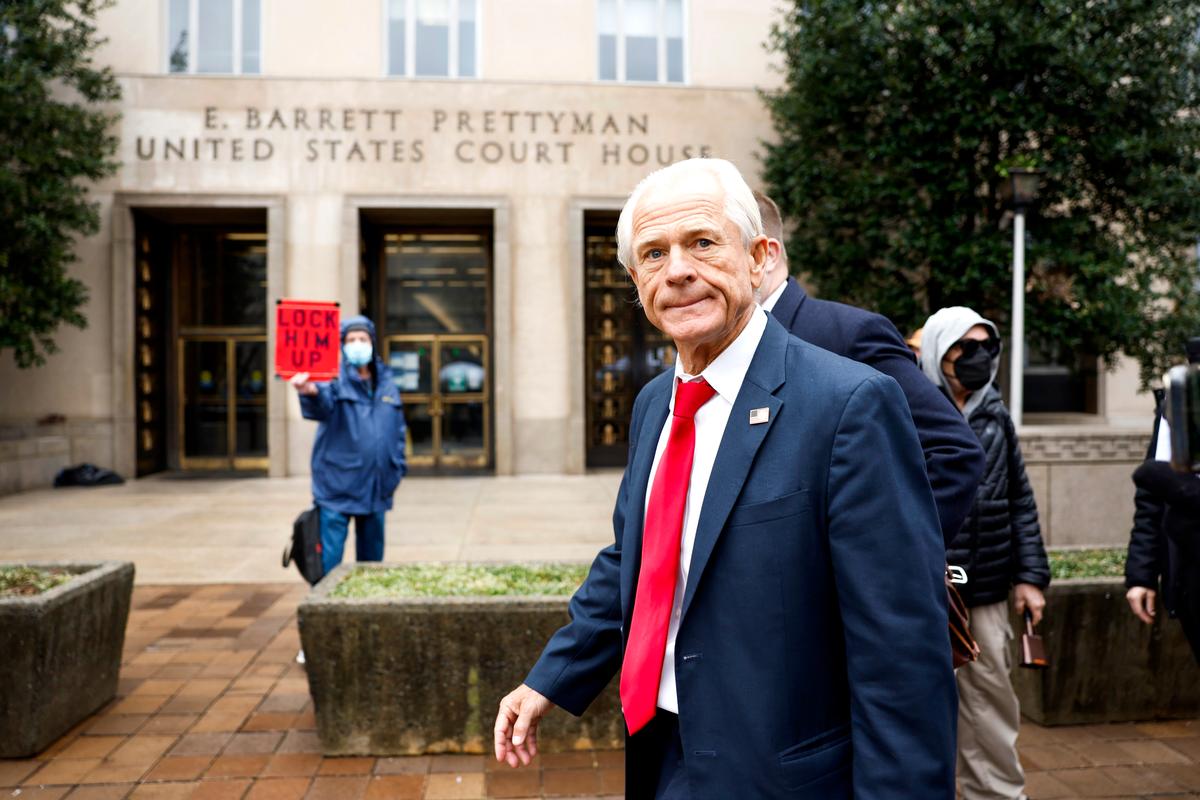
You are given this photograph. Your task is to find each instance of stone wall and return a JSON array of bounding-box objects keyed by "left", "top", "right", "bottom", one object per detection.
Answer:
[
  {"left": 1011, "top": 579, "right": 1200, "bottom": 725},
  {"left": 299, "top": 565, "right": 624, "bottom": 756},
  {"left": 0, "top": 419, "right": 117, "bottom": 497},
  {"left": 0, "top": 434, "right": 69, "bottom": 498},
  {"left": 1021, "top": 426, "right": 1149, "bottom": 547}
]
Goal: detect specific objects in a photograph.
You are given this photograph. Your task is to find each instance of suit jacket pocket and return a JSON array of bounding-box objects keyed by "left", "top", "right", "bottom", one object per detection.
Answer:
[
  {"left": 726, "top": 489, "right": 811, "bottom": 528},
  {"left": 778, "top": 724, "right": 852, "bottom": 791}
]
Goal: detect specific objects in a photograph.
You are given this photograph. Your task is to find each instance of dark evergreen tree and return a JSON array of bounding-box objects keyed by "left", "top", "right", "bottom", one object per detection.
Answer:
[
  {"left": 763, "top": 0, "right": 1200, "bottom": 386},
  {"left": 0, "top": 0, "right": 120, "bottom": 367}
]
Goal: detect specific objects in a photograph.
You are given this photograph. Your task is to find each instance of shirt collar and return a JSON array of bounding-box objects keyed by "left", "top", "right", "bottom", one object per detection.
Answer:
[
  {"left": 671, "top": 307, "right": 768, "bottom": 408},
  {"left": 760, "top": 279, "right": 788, "bottom": 312}
]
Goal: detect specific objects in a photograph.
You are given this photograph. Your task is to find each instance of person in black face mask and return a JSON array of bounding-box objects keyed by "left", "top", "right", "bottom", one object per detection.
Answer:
[{"left": 918, "top": 306, "right": 1051, "bottom": 800}]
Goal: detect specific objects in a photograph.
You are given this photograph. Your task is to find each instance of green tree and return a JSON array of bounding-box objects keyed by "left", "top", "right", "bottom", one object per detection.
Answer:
[
  {"left": 0, "top": 0, "right": 120, "bottom": 368},
  {"left": 763, "top": 0, "right": 1200, "bottom": 387}
]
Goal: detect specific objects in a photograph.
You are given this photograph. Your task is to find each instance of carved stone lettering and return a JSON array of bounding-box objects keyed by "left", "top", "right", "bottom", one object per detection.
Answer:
[{"left": 133, "top": 106, "right": 712, "bottom": 168}]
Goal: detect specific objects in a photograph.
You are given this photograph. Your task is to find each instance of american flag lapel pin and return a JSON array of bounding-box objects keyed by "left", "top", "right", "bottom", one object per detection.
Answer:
[{"left": 749, "top": 407, "right": 770, "bottom": 425}]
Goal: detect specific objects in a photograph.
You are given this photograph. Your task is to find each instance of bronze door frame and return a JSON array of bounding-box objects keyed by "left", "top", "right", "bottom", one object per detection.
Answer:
[
  {"left": 370, "top": 224, "right": 494, "bottom": 472},
  {"left": 176, "top": 332, "right": 269, "bottom": 471},
  {"left": 384, "top": 334, "right": 490, "bottom": 470}
]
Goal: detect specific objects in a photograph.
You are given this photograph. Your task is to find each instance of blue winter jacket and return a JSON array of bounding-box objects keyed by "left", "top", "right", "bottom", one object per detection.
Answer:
[{"left": 299, "top": 316, "right": 407, "bottom": 515}]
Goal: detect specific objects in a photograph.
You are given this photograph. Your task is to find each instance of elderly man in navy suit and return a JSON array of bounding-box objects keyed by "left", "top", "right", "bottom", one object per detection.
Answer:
[
  {"left": 754, "top": 191, "right": 984, "bottom": 544},
  {"left": 493, "top": 159, "right": 956, "bottom": 798}
]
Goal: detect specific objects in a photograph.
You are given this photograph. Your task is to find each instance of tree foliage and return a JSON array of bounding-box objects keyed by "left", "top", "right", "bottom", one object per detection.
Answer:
[
  {"left": 0, "top": 0, "right": 120, "bottom": 368},
  {"left": 763, "top": 0, "right": 1200, "bottom": 387}
]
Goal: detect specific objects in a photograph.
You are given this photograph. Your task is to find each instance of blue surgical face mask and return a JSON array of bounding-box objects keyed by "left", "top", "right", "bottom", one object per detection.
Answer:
[{"left": 343, "top": 340, "right": 373, "bottom": 367}]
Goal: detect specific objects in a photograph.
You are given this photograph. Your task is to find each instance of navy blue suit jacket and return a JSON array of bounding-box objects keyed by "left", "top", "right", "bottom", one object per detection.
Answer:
[
  {"left": 525, "top": 316, "right": 956, "bottom": 798},
  {"left": 771, "top": 278, "right": 984, "bottom": 544}
]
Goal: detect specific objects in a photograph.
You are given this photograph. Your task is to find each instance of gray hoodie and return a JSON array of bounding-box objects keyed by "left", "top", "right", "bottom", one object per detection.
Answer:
[{"left": 918, "top": 306, "right": 1001, "bottom": 420}]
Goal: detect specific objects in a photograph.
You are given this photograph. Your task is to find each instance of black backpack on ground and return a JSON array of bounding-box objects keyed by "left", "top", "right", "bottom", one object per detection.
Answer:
[
  {"left": 53, "top": 463, "right": 125, "bottom": 487},
  {"left": 283, "top": 506, "right": 324, "bottom": 585}
]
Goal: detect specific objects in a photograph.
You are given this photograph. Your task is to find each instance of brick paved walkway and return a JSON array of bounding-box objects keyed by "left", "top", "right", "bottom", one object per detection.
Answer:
[{"left": 2, "top": 583, "right": 1199, "bottom": 799}]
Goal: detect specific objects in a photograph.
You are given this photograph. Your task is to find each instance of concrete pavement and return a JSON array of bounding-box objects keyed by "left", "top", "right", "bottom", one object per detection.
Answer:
[
  {"left": 0, "top": 474, "right": 623, "bottom": 583},
  {"left": 2, "top": 583, "right": 1199, "bottom": 799}
]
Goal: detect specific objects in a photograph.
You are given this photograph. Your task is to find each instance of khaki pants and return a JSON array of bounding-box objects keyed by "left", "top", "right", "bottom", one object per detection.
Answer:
[{"left": 956, "top": 600, "right": 1026, "bottom": 800}]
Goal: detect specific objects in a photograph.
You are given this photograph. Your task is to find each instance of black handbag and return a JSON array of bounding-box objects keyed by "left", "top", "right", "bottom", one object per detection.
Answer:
[{"left": 283, "top": 506, "right": 324, "bottom": 585}]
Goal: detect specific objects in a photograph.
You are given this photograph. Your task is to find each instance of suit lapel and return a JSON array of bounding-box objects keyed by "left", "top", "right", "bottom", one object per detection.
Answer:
[
  {"left": 769, "top": 277, "right": 808, "bottom": 330},
  {"left": 620, "top": 376, "right": 671, "bottom": 623},
  {"left": 680, "top": 318, "right": 789, "bottom": 621}
]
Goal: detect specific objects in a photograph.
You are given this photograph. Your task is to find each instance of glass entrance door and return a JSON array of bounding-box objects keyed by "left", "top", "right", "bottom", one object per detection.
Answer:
[
  {"left": 583, "top": 212, "right": 675, "bottom": 468},
  {"left": 385, "top": 335, "right": 489, "bottom": 469},
  {"left": 367, "top": 223, "right": 493, "bottom": 473},
  {"left": 173, "top": 227, "right": 269, "bottom": 471},
  {"left": 179, "top": 336, "right": 268, "bottom": 469}
]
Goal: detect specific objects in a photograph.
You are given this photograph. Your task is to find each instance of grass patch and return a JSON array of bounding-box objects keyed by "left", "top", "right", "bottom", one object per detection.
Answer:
[
  {"left": 0, "top": 566, "right": 73, "bottom": 597},
  {"left": 331, "top": 563, "right": 590, "bottom": 599},
  {"left": 330, "top": 550, "right": 1128, "bottom": 598},
  {"left": 1048, "top": 548, "right": 1126, "bottom": 580}
]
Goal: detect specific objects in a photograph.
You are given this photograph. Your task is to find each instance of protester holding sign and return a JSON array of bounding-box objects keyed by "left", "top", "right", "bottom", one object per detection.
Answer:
[{"left": 291, "top": 315, "right": 407, "bottom": 577}]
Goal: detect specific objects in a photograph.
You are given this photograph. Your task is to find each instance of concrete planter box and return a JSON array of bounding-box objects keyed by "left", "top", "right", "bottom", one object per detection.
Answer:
[
  {"left": 298, "top": 564, "right": 623, "bottom": 756},
  {"left": 1010, "top": 578, "right": 1200, "bottom": 725},
  {"left": 0, "top": 561, "right": 135, "bottom": 757}
]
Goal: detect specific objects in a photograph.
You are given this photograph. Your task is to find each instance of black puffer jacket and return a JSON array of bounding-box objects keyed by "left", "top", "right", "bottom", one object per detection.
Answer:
[{"left": 947, "top": 387, "right": 1051, "bottom": 607}]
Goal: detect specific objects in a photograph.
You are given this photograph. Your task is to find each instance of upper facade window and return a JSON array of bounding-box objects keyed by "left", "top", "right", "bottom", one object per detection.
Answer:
[
  {"left": 168, "top": 0, "right": 261, "bottom": 74},
  {"left": 598, "top": 0, "right": 684, "bottom": 83},
  {"left": 387, "top": 0, "right": 478, "bottom": 78}
]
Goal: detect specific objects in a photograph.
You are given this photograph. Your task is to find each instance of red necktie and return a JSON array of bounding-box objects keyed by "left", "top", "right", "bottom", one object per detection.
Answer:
[{"left": 620, "top": 377, "right": 717, "bottom": 735}]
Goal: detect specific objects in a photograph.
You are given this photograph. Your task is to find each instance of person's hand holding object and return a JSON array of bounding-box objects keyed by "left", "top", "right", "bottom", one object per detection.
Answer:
[
  {"left": 1013, "top": 583, "right": 1046, "bottom": 625},
  {"left": 494, "top": 684, "right": 553, "bottom": 768},
  {"left": 290, "top": 372, "right": 318, "bottom": 396}
]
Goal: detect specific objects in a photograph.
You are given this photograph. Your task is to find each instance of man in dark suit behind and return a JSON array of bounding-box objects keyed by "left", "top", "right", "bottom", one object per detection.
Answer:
[
  {"left": 493, "top": 159, "right": 956, "bottom": 798},
  {"left": 754, "top": 192, "right": 984, "bottom": 544}
]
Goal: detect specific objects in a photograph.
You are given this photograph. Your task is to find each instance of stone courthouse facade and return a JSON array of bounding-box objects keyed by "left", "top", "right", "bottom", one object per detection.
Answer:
[{"left": 0, "top": 0, "right": 1161, "bottom": 545}]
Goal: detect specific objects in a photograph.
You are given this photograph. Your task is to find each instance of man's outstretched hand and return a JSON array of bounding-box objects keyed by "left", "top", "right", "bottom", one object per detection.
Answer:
[
  {"left": 494, "top": 684, "right": 554, "bottom": 768},
  {"left": 290, "top": 372, "right": 319, "bottom": 396}
]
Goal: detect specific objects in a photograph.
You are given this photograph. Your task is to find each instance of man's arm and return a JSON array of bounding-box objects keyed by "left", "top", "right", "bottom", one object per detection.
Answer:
[
  {"left": 494, "top": 397, "right": 642, "bottom": 767},
  {"left": 296, "top": 375, "right": 335, "bottom": 421},
  {"left": 1127, "top": 479, "right": 1166, "bottom": 591},
  {"left": 1126, "top": 412, "right": 1166, "bottom": 622},
  {"left": 1004, "top": 415, "right": 1050, "bottom": 624},
  {"left": 826, "top": 374, "right": 957, "bottom": 799},
  {"left": 522, "top": 528, "right": 625, "bottom": 713},
  {"left": 850, "top": 315, "right": 984, "bottom": 545},
  {"left": 1004, "top": 415, "right": 1050, "bottom": 589}
]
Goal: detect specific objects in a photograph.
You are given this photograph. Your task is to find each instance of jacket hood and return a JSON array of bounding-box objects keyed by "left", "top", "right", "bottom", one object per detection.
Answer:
[
  {"left": 340, "top": 315, "right": 376, "bottom": 345},
  {"left": 918, "top": 306, "right": 1001, "bottom": 419},
  {"left": 338, "top": 315, "right": 389, "bottom": 385}
]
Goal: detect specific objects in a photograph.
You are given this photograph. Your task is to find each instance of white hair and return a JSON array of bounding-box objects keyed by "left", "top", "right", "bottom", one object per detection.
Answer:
[{"left": 615, "top": 158, "right": 764, "bottom": 270}]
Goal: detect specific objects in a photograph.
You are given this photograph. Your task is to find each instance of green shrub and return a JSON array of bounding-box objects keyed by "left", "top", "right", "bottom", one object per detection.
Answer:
[
  {"left": 331, "top": 563, "right": 590, "bottom": 599},
  {"left": 1047, "top": 548, "right": 1126, "bottom": 580},
  {"left": 0, "top": 566, "right": 73, "bottom": 597}
]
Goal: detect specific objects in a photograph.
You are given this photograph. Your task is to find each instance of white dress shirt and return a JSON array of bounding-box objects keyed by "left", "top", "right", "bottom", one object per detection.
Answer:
[
  {"left": 760, "top": 279, "right": 789, "bottom": 313},
  {"left": 644, "top": 308, "right": 768, "bottom": 713},
  {"left": 1155, "top": 417, "right": 1172, "bottom": 462}
]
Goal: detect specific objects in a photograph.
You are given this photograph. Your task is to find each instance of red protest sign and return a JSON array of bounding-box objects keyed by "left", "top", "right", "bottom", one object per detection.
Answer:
[{"left": 275, "top": 299, "right": 340, "bottom": 380}]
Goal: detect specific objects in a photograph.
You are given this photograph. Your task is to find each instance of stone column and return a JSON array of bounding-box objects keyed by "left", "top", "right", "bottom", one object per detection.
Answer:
[
  {"left": 509, "top": 194, "right": 571, "bottom": 474},
  {"left": 285, "top": 193, "right": 348, "bottom": 477}
]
